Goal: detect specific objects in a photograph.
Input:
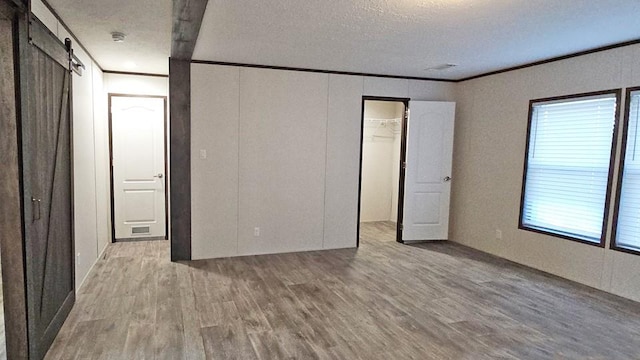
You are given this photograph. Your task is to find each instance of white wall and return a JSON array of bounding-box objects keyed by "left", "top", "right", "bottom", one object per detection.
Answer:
[
  {"left": 69, "top": 45, "right": 100, "bottom": 288},
  {"left": 451, "top": 43, "right": 640, "bottom": 302},
  {"left": 191, "top": 64, "right": 456, "bottom": 259},
  {"left": 32, "top": 0, "right": 108, "bottom": 288},
  {"left": 103, "top": 73, "right": 168, "bottom": 96},
  {"left": 360, "top": 101, "right": 403, "bottom": 222},
  {"left": 92, "top": 68, "right": 110, "bottom": 256}
]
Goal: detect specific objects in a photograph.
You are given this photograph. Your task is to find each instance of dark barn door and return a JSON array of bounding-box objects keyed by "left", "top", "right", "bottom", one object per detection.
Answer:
[{"left": 20, "top": 18, "right": 75, "bottom": 359}]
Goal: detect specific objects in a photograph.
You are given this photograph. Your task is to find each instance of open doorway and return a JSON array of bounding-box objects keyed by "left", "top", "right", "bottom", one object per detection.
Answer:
[
  {"left": 358, "top": 97, "right": 409, "bottom": 246},
  {"left": 108, "top": 94, "right": 168, "bottom": 242}
]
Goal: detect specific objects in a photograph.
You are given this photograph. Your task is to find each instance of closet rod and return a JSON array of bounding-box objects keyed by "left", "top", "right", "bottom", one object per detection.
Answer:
[
  {"left": 364, "top": 117, "right": 402, "bottom": 122},
  {"left": 371, "top": 135, "right": 395, "bottom": 139}
]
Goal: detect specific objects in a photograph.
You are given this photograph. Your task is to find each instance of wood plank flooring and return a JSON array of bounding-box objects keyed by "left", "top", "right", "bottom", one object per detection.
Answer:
[{"left": 45, "top": 222, "right": 640, "bottom": 359}]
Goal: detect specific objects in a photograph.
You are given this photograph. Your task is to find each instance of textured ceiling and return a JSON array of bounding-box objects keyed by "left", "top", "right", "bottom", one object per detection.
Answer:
[
  {"left": 47, "top": 0, "right": 171, "bottom": 74},
  {"left": 193, "top": 0, "right": 640, "bottom": 80}
]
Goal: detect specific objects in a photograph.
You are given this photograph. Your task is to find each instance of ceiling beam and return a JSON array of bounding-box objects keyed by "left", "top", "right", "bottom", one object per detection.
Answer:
[{"left": 171, "top": 0, "right": 208, "bottom": 60}]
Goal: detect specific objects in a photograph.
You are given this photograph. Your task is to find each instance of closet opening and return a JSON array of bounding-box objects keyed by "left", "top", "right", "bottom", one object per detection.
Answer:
[{"left": 358, "top": 97, "right": 409, "bottom": 246}]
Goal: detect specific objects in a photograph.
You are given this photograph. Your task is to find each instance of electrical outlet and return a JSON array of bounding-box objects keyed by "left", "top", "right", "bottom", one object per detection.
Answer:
[
  {"left": 495, "top": 229, "right": 502, "bottom": 240},
  {"left": 199, "top": 149, "right": 207, "bottom": 159},
  {"left": 254, "top": 227, "right": 260, "bottom": 237}
]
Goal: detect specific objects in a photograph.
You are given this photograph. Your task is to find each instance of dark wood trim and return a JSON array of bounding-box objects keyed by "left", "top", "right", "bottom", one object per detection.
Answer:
[
  {"left": 163, "top": 97, "right": 169, "bottom": 241},
  {"left": 610, "top": 86, "right": 640, "bottom": 257},
  {"left": 103, "top": 70, "right": 169, "bottom": 78},
  {"left": 518, "top": 89, "right": 622, "bottom": 248},
  {"left": 357, "top": 97, "right": 410, "bottom": 247},
  {"left": 171, "top": 0, "right": 208, "bottom": 60},
  {"left": 107, "top": 93, "right": 169, "bottom": 243},
  {"left": 459, "top": 39, "right": 640, "bottom": 82},
  {"left": 66, "top": 34, "right": 77, "bottom": 308},
  {"left": 356, "top": 100, "right": 365, "bottom": 248},
  {"left": 604, "top": 89, "right": 624, "bottom": 247},
  {"left": 192, "top": 39, "right": 640, "bottom": 83},
  {"left": 396, "top": 100, "right": 410, "bottom": 244},
  {"left": 611, "top": 243, "right": 640, "bottom": 257},
  {"left": 169, "top": 58, "right": 191, "bottom": 261},
  {"left": 519, "top": 226, "right": 607, "bottom": 248},
  {"left": 107, "top": 95, "right": 114, "bottom": 243},
  {"left": 37, "top": 0, "right": 103, "bottom": 71},
  {"left": 191, "top": 60, "right": 456, "bottom": 83}
]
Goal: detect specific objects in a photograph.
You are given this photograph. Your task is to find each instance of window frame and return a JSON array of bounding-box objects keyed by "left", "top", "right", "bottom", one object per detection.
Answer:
[
  {"left": 518, "top": 89, "right": 622, "bottom": 247},
  {"left": 611, "top": 86, "right": 640, "bottom": 256}
]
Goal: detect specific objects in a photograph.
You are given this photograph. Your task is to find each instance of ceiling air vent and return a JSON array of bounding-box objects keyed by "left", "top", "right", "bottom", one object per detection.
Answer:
[{"left": 424, "top": 64, "right": 457, "bottom": 71}]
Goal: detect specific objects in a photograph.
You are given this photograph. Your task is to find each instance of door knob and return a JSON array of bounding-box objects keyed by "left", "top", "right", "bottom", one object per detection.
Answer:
[
  {"left": 443, "top": 176, "right": 451, "bottom": 182},
  {"left": 154, "top": 173, "right": 163, "bottom": 178}
]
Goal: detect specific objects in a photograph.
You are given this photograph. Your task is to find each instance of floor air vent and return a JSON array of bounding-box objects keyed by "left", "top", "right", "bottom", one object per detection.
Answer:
[{"left": 132, "top": 226, "right": 150, "bottom": 235}]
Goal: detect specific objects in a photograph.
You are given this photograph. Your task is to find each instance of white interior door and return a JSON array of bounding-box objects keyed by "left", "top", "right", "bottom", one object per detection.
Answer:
[
  {"left": 111, "top": 96, "right": 166, "bottom": 240},
  {"left": 402, "top": 101, "right": 455, "bottom": 241}
]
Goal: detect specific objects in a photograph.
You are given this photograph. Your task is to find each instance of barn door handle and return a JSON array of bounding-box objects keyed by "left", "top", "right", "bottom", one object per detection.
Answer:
[{"left": 31, "top": 197, "right": 41, "bottom": 221}]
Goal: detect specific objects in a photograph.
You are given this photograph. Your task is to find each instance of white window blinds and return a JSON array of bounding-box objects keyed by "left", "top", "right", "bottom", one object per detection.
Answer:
[
  {"left": 521, "top": 94, "right": 617, "bottom": 243},
  {"left": 615, "top": 90, "right": 640, "bottom": 251}
]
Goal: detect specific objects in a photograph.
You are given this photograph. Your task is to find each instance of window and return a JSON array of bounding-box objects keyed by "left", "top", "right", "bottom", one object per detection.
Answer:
[
  {"left": 613, "top": 88, "right": 640, "bottom": 254},
  {"left": 520, "top": 91, "right": 619, "bottom": 245}
]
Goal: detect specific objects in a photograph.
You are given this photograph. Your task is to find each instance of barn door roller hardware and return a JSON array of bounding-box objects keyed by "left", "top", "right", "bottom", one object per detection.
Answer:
[{"left": 65, "top": 38, "right": 85, "bottom": 76}]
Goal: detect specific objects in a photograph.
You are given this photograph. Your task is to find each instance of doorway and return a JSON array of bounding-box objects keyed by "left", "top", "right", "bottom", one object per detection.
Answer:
[
  {"left": 358, "top": 97, "right": 409, "bottom": 245},
  {"left": 358, "top": 98, "right": 457, "bottom": 246},
  {"left": 108, "top": 94, "right": 168, "bottom": 242}
]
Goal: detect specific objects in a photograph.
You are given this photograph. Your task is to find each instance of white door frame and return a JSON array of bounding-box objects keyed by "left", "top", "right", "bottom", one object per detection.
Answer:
[
  {"left": 108, "top": 93, "right": 168, "bottom": 242},
  {"left": 357, "top": 96, "right": 410, "bottom": 245}
]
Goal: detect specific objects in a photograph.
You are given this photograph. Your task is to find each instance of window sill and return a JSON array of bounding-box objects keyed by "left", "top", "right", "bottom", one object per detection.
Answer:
[
  {"left": 610, "top": 244, "right": 640, "bottom": 256},
  {"left": 518, "top": 224, "right": 605, "bottom": 248}
]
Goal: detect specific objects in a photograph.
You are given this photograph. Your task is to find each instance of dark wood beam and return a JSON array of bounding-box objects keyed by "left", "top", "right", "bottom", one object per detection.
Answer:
[
  {"left": 171, "top": 0, "right": 209, "bottom": 60},
  {"left": 170, "top": 0, "right": 207, "bottom": 261},
  {"left": 169, "top": 58, "right": 191, "bottom": 261}
]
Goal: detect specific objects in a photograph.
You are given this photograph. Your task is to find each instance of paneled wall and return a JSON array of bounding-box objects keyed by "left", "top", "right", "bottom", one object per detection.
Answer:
[
  {"left": 191, "top": 63, "right": 456, "bottom": 259},
  {"left": 451, "top": 42, "right": 640, "bottom": 302}
]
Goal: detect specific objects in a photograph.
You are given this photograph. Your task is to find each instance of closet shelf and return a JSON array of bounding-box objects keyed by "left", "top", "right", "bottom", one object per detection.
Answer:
[{"left": 364, "top": 117, "right": 402, "bottom": 125}]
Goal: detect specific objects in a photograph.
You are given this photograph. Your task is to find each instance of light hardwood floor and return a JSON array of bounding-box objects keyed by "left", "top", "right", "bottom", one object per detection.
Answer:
[{"left": 45, "top": 222, "right": 640, "bottom": 359}]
